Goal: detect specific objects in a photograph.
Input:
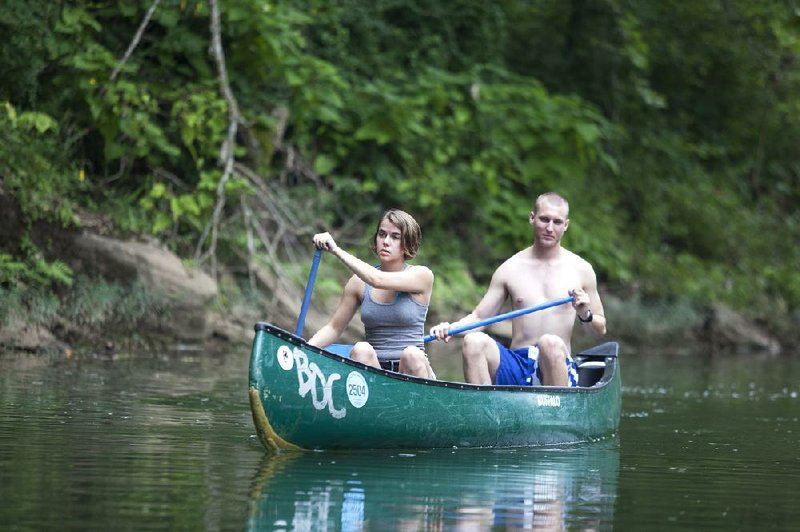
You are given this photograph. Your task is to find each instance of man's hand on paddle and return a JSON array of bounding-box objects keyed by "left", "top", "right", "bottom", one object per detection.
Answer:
[
  {"left": 429, "top": 322, "right": 452, "bottom": 342},
  {"left": 568, "top": 288, "right": 591, "bottom": 321}
]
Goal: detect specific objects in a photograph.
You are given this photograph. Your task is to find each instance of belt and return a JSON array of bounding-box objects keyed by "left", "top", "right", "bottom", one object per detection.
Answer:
[{"left": 379, "top": 359, "right": 400, "bottom": 372}]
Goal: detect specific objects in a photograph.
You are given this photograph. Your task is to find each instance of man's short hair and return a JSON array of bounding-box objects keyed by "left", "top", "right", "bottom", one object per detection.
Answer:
[{"left": 534, "top": 192, "right": 569, "bottom": 216}]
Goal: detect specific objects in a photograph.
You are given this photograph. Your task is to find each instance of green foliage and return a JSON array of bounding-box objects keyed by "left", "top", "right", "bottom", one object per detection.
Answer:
[
  {"left": 0, "top": 247, "right": 74, "bottom": 290},
  {"left": 1, "top": 102, "right": 79, "bottom": 227},
  {"left": 0, "top": 0, "right": 62, "bottom": 105},
  {"left": 0, "top": 102, "right": 79, "bottom": 288},
  {"left": 426, "top": 256, "right": 483, "bottom": 319},
  {"left": 0, "top": 0, "right": 799, "bottom": 332},
  {"left": 604, "top": 293, "right": 703, "bottom": 348}
]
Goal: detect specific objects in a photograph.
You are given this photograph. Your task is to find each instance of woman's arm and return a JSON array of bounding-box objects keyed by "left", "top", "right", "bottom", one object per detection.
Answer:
[
  {"left": 308, "top": 276, "right": 362, "bottom": 348},
  {"left": 314, "top": 232, "right": 433, "bottom": 295}
]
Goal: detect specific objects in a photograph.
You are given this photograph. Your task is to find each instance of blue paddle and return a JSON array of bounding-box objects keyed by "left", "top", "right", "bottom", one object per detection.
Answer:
[
  {"left": 297, "top": 246, "right": 574, "bottom": 352},
  {"left": 327, "top": 295, "right": 575, "bottom": 357},
  {"left": 294, "top": 248, "right": 322, "bottom": 337},
  {"left": 422, "top": 295, "right": 574, "bottom": 343}
]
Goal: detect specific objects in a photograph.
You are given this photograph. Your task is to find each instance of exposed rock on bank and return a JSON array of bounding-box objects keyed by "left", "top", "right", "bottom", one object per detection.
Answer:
[
  {"left": 703, "top": 303, "right": 781, "bottom": 356},
  {"left": 70, "top": 232, "right": 218, "bottom": 342},
  {"left": 1, "top": 219, "right": 353, "bottom": 352}
]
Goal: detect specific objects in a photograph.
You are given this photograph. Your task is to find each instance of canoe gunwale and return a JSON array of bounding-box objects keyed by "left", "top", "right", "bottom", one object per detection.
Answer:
[{"left": 253, "top": 321, "right": 618, "bottom": 395}]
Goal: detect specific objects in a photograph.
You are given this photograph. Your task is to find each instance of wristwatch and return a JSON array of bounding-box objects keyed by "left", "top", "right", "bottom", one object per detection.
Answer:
[{"left": 578, "top": 309, "right": 593, "bottom": 323}]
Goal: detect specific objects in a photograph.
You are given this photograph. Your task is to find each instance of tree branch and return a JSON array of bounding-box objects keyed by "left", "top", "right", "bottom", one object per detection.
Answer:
[
  {"left": 196, "top": 0, "right": 245, "bottom": 277},
  {"left": 110, "top": 0, "right": 162, "bottom": 81},
  {"left": 208, "top": 0, "right": 242, "bottom": 164}
]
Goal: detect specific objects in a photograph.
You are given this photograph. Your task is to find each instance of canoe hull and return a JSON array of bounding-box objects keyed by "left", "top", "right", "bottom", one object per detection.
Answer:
[{"left": 249, "top": 323, "right": 621, "bottom": 450}]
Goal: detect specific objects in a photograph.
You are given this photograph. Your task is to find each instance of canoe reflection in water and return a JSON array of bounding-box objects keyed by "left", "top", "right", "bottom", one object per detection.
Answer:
[{"left": 248, "top": 442, "right": 619, "bottom": 530}]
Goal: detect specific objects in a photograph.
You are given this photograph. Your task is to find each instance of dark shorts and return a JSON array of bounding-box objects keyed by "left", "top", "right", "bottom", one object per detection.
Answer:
[{"left": 494, "top": 341, "right": 579, "bottom": 387}]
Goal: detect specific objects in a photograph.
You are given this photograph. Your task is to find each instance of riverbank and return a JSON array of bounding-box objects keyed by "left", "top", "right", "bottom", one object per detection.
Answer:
[
  {"left": 0, "top": 276, "right": 790, "bottom": 358},
  {"left": 0, "top": 221, "right": 792, "bottom": 357}
]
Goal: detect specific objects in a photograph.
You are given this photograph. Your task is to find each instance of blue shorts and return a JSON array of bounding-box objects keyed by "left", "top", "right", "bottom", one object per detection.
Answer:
[{"left": 494, "top": 341, "right": 579, "bottom": 387}]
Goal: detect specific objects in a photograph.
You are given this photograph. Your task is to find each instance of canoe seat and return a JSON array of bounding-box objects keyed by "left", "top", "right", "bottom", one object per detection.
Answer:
[
  {"left": 326, "top": 344, "right": 353, "bottom": 357},
  {"left": 324, "top": 344, "right": 400, "bottom": 372},
  {"left": 577, "top": 360, "right": 606, "bottom": 387}
]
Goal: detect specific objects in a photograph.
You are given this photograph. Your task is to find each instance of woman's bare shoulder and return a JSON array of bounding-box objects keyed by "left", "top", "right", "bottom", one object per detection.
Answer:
[
  {"left": 406, "top": 264, "right": 434, "bottom": 287},
  {"left": 344, "top": 274, "right": 366, "bottom": 294},
  {"left": 407, "top": 264, "right": 434, "bottom": 275}
]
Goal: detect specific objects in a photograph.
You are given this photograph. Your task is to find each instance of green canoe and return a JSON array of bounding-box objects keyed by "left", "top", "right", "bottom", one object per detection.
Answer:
[{"left": 249, "top": 322, "right": 621, "bottom": 451}]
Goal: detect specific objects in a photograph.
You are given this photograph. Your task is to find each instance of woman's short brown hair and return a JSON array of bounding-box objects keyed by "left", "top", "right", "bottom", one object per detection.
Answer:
[{"left": 370, "top": 209, "right": 422, "bottom": 260}]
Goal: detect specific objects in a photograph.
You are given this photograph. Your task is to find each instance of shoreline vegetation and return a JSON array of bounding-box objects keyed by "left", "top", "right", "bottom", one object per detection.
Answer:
[
  {"left": 0, "top": 275, "right": 789, "bottom": 358},
  {"left": 2, "top": 2, "right": 798, "bottom": 357},
  {"left": 0, "top": 225, "right": 788, "bottom": 358}
]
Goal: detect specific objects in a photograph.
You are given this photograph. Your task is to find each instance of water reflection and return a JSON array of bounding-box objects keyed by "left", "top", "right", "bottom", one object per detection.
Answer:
[
  {"left": 4, "top": 349, "right": 796, "bottom": 530},
  {"left": 248, "top": 441, "right": 620, "bottom": 530},
  {"left": 0, "top": 350, "right": 262, "bottom": 531}
]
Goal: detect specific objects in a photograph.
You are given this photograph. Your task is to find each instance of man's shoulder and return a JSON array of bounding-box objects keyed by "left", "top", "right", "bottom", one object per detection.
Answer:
[
  {"left": 561, "top": 248, "right": 595, "bottom": 274},
  {"left": 502, "top": 247, "right": 533, "bottom": 265},
  {"left": 494, "top": 248, "right": 531, "bottom": 273}
]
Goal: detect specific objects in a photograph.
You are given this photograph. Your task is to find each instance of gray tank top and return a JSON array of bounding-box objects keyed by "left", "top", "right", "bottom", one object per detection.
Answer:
[{"left": 360, "top": 283, "right": 428, "bottom": 361}]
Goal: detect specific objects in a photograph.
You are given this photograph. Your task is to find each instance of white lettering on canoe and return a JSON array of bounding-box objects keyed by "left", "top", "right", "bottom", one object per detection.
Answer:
[
  {"left": 537, "top": 395, "right": 561, "bottom": 407},
  {"left": 292, "top": 348, "right": 346, "bottom": 419}
]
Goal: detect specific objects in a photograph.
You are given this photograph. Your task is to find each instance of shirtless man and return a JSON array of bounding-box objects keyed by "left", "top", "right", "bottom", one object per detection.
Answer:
[{"left": 429, "top": 192, "right": 606, "bottom": 386}]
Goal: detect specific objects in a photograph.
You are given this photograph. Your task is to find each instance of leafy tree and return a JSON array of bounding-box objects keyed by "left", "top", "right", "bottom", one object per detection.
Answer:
[{"left": 0, "top": 0, "right": 798, "bottom": 329}]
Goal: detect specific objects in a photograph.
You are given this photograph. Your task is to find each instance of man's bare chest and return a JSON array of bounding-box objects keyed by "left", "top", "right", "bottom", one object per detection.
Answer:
[{"left": 506, "top": 266, "right": 580, "bottom": 309}]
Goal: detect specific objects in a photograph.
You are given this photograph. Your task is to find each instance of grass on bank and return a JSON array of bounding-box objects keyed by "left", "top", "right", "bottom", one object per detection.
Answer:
[{"left": 0, "top": 276, "right": 170, "bottom": 347}]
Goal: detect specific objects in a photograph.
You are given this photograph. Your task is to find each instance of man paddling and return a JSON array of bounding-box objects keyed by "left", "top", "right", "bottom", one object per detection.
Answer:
[{"left": 429, "top": 192, "right": 606, "bottom": 386}]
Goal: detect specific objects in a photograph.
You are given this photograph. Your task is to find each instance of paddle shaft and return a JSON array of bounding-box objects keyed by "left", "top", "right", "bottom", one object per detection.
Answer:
[
  {"left": 295, "top": 249, "right": 322, "bottom": 337},
  {"left": 422, "top": 295, "right": 574, "bottom": 343}
]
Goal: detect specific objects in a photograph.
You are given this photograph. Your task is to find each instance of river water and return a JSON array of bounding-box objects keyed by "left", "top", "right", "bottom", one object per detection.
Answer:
[{"left": 0, "top": 343, "right": 797, "bottom": 531}]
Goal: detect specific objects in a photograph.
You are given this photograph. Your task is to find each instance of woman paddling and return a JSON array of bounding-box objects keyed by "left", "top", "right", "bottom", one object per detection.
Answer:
[{"left": 308, "top": 209, "right": 436, "bottom": 379}]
